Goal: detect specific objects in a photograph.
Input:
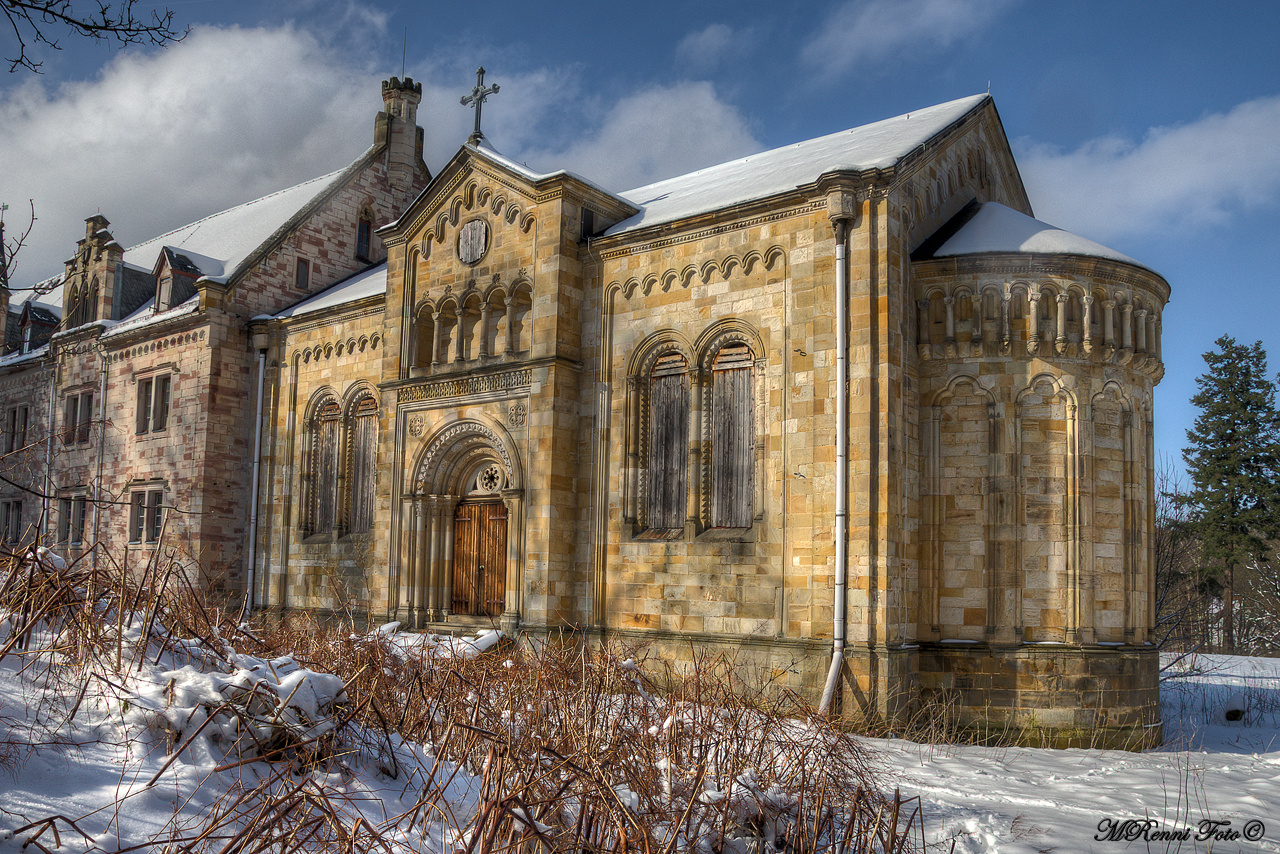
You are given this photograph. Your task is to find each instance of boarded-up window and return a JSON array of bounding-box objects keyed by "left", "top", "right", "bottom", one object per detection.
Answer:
[
  {"left": 646, "top": 353, "right": 688, "bottom": 533},
  {"left": 711, "top": 343, "right": 754, "bottom": 527},
  {"left": 307, "top": 400, "right": 341, "bottom": 536},
  {"left": 348, "top": 397, "right": 377, "bottom": 533}
]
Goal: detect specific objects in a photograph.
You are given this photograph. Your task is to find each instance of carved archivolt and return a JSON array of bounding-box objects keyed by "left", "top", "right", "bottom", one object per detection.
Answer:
[
  {"left": 613, "top": 246, "right": 786, "bottom": 299},
  {"left": 413, "top": 419, "right": 520, "bottom": 493}
]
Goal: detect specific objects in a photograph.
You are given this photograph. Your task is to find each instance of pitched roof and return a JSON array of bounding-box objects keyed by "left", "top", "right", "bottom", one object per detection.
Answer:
[
  {"left": 119, "top": 168, "right": 350, "bottom": 282},
  {"left": 921, "top": 201, "right": 1155, "bottom": 272},
  {"left": 606, "top": 94, "right": 990, "bottom": 236}
]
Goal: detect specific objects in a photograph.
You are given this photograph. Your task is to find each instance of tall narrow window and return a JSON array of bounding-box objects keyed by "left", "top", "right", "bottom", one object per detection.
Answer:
[
  {"left": 348, "top": 397, "right": 377, "bottom": 533},
  {"left": 645, "top": 353, "right": 689, "bottom": 535},
  {"left": 305, "top": 400, "right": 341, "bottom": 536},
  {"left": 356, "top": 216, "right": 372, "bottom": 261},
  {"left": 295, "top": 258, "right": 310, "bottom": 290},
  {"left": 710, "top": 344, "right": 754, "bottom": 528}
]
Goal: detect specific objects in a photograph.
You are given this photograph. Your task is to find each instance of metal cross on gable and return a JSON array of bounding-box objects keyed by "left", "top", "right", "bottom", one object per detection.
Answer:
[{"left": 460, "top": 66, "right": 499, "bottom": 144}]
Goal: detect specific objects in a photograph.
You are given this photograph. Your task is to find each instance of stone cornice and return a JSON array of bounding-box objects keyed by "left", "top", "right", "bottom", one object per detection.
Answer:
[{"left": 913, "top": 253, "right": 1170, "bottom": 300}]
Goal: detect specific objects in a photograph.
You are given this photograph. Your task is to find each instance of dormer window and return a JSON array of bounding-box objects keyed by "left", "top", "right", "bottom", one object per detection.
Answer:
[
  {"left": 356, "top": 214, "right": 372, "bottom": 261},
  {"left": 20, "top": 324, "right": 30, "bottom": 354}
]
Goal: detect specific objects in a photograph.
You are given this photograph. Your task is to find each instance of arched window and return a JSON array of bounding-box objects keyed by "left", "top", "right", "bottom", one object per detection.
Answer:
[
  {"left": 305, "top": 398, "right": 341, "bottom": 536},
  {"left": 646, "top": 352, "right": 689, "bottom": 534},
  {"left": 710, "top": 343, "right": 754, "bottom": 528},
  {"left": 347, "top": 396, "right": 378, "bottom": 533}
]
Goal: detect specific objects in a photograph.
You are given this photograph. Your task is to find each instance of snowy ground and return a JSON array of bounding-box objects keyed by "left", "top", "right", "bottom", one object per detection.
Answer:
[
  {"left": 0, "top": 594, "right": 1277, "bottom": 854},
  {"left": 891, "top": 654, "right": 1280, "bottom": 853}
]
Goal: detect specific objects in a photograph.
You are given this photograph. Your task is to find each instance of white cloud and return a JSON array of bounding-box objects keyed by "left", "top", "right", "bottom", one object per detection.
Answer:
[
  {"left": 1017, "top": 94, "right": 1280, "bottom": 241},
  {"left": 675, "top": 24, "right": 736, "bottom": 70},
  {"left": 0, "top": 25, "right": 377, "bottom": 284},
  {"left": 802, "top": 0, "right": 1018, "bottom": 74},
  {"left": 523, "top": 82, "right": 761, "bottom": 192}
]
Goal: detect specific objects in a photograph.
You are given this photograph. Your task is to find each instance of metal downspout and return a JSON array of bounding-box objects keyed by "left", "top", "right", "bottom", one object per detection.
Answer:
[
  {"left": 819, "top": 217, "right": 849, "bottom": 715},
  {"left": 244, "top": 349, "right": 266, "bottom": 617},
  {"left": 91, "top": 352, "right": 107, "bottom": 571}
]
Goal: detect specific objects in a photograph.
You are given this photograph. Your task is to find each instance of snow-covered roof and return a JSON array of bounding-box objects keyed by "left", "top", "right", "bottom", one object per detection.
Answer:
[
  {"left": 120, "top": 169, "right": 349, "bottom": 282},
  {"left": 607, "top": 94, "right": 989, "bottom": 236},
  {"left": 273, "top": 262, "right": 387, "bottom": 319},
  {"left": 928, "top": 201, "right": 1153, "bottom": 271},
  {"left": 101, "top": 295, "right": 198, "bottom": 341},
  {"left": 0, "top": 341, "right": 48, "bottom": 369}
]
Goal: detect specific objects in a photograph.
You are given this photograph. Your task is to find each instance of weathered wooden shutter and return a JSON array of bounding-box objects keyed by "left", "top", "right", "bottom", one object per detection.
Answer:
[
  {"left": 711, "top": 344, "right": 754, "bottom": 528},
  {"left": 348, "top": 397, "right": 377, "bottom": 533},
  {"left": 314, "top": 401, "right": 341, "bottom": 534},
  {"left": 647, "top": 353, "right": 689, "bottom": 532}
]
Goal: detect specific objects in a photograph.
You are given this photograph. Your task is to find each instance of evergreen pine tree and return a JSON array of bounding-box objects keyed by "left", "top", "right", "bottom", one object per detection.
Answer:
[{"left": 1179, "top": 336, "right": 1280, "bottom": 652}]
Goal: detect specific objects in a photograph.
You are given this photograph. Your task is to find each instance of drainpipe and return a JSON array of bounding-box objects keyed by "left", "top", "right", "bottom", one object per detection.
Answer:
[
  {"left": 244, "top": 346, "right": 266, "bottom": 616},
  {"left": 819, "top": 201, "right": 854, "bottom": 715},
  {"left": 40, "top": 361, "right": 55, "bottom": 540},
  {"left": 91, "top": 350, "right": 107, "bottom": 571}
]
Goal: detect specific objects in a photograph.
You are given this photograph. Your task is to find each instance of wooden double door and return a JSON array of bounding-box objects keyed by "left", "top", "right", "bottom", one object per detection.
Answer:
[{"left": 452, "top": 499, "right": 507, "bottom": 617}]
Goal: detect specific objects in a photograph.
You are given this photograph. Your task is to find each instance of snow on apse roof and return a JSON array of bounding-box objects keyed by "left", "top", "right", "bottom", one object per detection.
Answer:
[
  {"left": 930, "top": 201, "right": 1153, "bottom": 271},
  {"left": 607, "top": 94, "right": 990, "bottom": 236}
]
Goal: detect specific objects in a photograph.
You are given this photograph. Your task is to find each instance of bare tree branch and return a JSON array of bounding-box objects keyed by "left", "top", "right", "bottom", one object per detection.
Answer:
[{"left": 2, "top": 1, "right": 186, "bottom": 73}]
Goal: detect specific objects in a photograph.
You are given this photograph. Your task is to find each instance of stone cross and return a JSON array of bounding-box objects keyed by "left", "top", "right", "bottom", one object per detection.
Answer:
[{"left": 460, "top": 67, "right": 499, "bottom": 144}]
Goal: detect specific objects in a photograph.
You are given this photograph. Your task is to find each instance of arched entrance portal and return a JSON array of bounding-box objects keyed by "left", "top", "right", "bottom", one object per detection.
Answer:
[{"left": 402, "top": 420, "right": 525, "bottom": 629}]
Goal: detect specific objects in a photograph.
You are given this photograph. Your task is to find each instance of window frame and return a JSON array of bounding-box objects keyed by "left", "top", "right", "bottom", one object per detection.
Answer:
[
  {"left": 63, "top": 391, "right": 94, "bottom": 445},
  {"left": 135, "top": 374, "right": 171, "bottom": 435},
  {"left": 0, "top": 500, "right": 22, "bottom": 545},
  {"left": 57, "top": 494, "right": 87, "bottom": 545}
]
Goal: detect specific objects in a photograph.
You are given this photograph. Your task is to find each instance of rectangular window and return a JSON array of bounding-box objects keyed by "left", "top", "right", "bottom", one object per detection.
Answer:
[
  {"left": 129, "top": 488, "right": 164, "bottom": 544},
  {"left": 4, "top": 405, "right": 28, "bottom": 454},
  {"left": 295, "top": 258, "right": 310, "bottom": 290},
  {"left": 63, "top": 392, "right": 93, "bottom": 445},
  {"left": 135, "top": 375, "right": 171, "bottom": 434},
  {"left": 1, "top": 500, "right": 22, "bottom": 544}
]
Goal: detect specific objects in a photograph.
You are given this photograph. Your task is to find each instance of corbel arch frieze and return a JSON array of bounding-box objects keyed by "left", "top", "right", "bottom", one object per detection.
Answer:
[{"left": 613, "top": 245, "right": 786, "bottom": 300}]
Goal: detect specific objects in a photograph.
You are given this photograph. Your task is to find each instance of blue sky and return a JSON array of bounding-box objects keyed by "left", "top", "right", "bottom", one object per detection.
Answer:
[{"left": 3, "top": 0, "right": 1280, "bottom": 472}]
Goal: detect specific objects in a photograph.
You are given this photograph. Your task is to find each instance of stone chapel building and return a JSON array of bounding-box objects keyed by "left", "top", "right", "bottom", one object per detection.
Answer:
[{"left": 0, "top": 79, "right": 1168, "bottom": 745}]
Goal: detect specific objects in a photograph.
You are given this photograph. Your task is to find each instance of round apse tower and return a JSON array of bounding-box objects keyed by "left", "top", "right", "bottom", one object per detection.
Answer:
[{"left": 910, "top": 200, "right": 1169, "bottom": 748}]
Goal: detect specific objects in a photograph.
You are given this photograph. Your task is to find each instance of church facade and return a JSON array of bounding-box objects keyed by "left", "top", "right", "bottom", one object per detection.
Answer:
[{"left": 1, "top": 80, "right": 1167, "bottom": 745}]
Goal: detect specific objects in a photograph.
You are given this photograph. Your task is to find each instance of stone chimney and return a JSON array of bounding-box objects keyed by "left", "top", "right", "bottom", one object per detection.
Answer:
[{"left": 379, "top": 76, "right": 426, "bottom": 193}]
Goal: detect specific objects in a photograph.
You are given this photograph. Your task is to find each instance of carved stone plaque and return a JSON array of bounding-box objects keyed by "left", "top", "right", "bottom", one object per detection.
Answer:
[{"left": 458, "top": 219, "right": 489, "bottom": 265}]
